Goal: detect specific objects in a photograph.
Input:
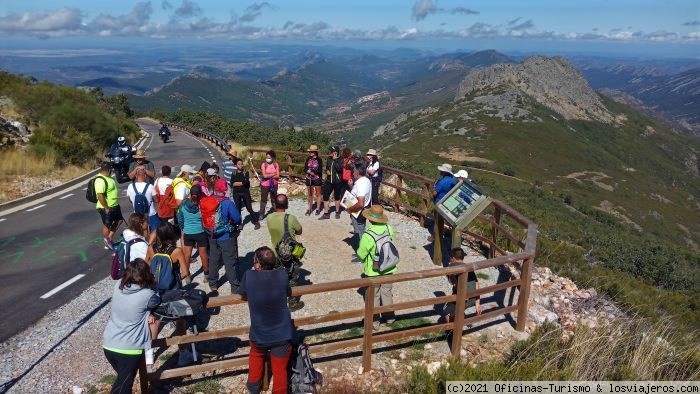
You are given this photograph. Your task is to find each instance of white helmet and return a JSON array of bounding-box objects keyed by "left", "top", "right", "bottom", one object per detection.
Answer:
[{"left": 117, "top": 136, "right": 126, "bottom": 145}]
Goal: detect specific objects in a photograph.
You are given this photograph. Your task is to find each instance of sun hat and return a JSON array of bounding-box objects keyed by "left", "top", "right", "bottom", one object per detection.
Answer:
[
  {"left": 437, "top": 163, "right": 453, "bottom": 173},
  {"left": 307, "top": 144, "right": 319, "bottom": 152},
  {"left": 214, "top": 178, "right": 228, "bottom": 194},
  {"left": 179, "top": 164, "right": 195, "bottom": 175},
  {"left": 454, "top": 169, "right": 469, "bottom": 179},
  {"left": 133, "top": 149, "right": 146, "bottom": 159},
  {"left": 226, "top": 148, "right": 238, "bottom": 157},
  {"left": 366, "top": 149, "right": 378, "bottom": 156},
  {"left": 206, "top": 168, "right": 218, "bottom": 177},
  {"left": 362, "top": 205, "right": 388, "bottom": 224}
]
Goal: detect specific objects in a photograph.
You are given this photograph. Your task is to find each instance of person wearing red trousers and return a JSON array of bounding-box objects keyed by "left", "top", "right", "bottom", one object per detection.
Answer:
[{"left": 236, "top": 246, "right": 293, "bottom": 394}]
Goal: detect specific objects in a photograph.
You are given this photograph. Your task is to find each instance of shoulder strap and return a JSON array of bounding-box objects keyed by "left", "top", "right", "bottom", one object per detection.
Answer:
[
  {"left": 283, "top": 213, "right": 291, "bottom": 238},
  {"left": 125, "top": 238, "right": 146, "bottom": 263}
]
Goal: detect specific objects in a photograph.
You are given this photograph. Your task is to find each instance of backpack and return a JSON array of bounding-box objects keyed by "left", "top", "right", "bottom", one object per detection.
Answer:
[
  {"left": 155, "top": 288, "right": 208, "bottom": 318},
  {"left": 367, "top": 227, "right": 399, "bottom": 272},
  {"left": 276, "top": 214, "right": 306, "bottom": 262},
  {"left": 132, "top": 181, "right": 150, "bottom": 215},
  {"left": 150, "top": 251, "right": 179, "bottom": 291},
  {"left": 110, "top": 238, "right": 147, "bottom": 280},
  {"left": 307, "top": 157, "right": 320, "bottom": 181},
  {"left": 156, "top": 181, "right": 179, "bottom": 219},
  {"left": 199, "top": 195, "right": 219, "bottom": 232},
  {"left": 290, "top": 343, "right": 323, "bottom": 394},
  {"left": 86, "top": 175, "right": 108, "bottom": 203}
]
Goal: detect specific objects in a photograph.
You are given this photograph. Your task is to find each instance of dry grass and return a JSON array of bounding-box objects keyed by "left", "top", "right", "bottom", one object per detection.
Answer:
[{"left": 0, "top": 148, "right": 57, "bottom": 177}]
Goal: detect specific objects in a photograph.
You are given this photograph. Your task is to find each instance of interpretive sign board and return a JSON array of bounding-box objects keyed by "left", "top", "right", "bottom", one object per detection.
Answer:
[{"left": 435, "top": 180, "right": 491, "bottom": 228}]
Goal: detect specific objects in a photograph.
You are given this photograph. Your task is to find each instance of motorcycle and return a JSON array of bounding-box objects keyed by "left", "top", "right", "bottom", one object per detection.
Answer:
[
  {"left": 159, "top": 126, "right": 170, "bottom": 143},
  {"left": 106, "top": 144, "right": 134, "bottom": 184}
]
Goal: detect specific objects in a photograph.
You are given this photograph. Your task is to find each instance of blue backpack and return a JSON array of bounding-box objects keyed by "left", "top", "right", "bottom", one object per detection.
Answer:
[
  {"left": 110, "top": 238, "right": 146, "bottom": 280},
  {"left": 132, "top": 181, "right": 150, "bottom": 216},
  {"left": 150, "top": 251, "right": 179, "bottom": 291}
]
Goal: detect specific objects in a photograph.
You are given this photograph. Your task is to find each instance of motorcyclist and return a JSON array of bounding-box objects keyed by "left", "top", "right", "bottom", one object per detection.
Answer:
[
  {"left": 108, "top": 136, "right": 135, "bottom": 183},
  {"left": 159, "top": 124, "right": 171, "bottom": 136},
  {"left": 112, "top": 136, "right": 134, "bottom": 156}
]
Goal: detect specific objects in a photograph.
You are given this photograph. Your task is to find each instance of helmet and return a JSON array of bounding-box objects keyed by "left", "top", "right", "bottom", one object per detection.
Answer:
[{"left": 117, "top": 136, "right": 126, "bottom": 145}]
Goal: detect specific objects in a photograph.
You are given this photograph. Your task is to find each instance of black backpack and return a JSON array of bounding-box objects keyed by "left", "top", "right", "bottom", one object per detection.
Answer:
[
  {"left": 275, "top": 214, "right": 306, "bottom": 262},
  {"left": 290, "top": 343, "right": 323, "bottom": 394},
  {"left": 155, "top": 288, "right": 208, "bottom": 319},
  {"left": 86, "top": 175, "right": 107, "bottom": 203}
]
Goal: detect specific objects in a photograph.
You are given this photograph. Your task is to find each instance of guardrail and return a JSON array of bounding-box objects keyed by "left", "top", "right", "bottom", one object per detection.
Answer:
[
  {"left": 165, "top": 122, "right": 230, "bottom": 152},
  {"left": 141, "top": 124, "right": 537, "bottom": 392}
]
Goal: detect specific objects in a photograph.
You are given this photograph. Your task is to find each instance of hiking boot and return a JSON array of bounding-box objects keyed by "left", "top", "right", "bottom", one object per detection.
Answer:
[
  {"left": 253, "top": 222, "right": 261, "bottom": 230},
  {"left": 315, "top": 208, "right": 322, "bottom": 215},
  {"left": 335, "top": 212, "right": 341, "bottom": 219},
  {"left": 288, "top": 300, "right": 305, "bottom": 312},
  {"left": 208, "top": 290, "right": 219, "bottom": 297},
  {"left": 318, "top": 213, "right": 331, "bottom": 220}
]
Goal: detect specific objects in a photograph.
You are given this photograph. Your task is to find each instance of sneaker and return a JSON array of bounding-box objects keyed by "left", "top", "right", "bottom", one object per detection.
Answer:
[
  {"left": 145, "top": 348, "right": 155, "bottom": 365},
  {"left": 315, "top": 209, "right": 322, "bottom": 215},
  {"left": 208, "top": 290, "right": 219, "bottom": 297},
  {"left": 288, "top": 301, "right": 305, "bottom": 312},
  {"left": 351, "top": 255, "right": 362, "bottom": 265},
  {"left": 318, "top": 213, "right": 330, "bottom": 220},
  {"left": 103, "top": 237, "right": 113, "bottom": 250},
  {"left": 335, "top": 212, "right": 341, "bottom": 219},
  {"left": 254, "top": 222, "right": 261, "bottom": 230}
]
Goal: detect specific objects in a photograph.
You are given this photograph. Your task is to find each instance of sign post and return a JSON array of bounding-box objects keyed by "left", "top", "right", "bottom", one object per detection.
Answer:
[{"left": 433, "top": 179, "right": 491, "bottom": 265}]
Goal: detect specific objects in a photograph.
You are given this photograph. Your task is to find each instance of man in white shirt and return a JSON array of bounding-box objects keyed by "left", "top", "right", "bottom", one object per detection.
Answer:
[
  {"left": 152, "top": 165, "right": 174, "bottom": 224},
  {"left": 346, "top": 162, "right": 372, "bottom": 263},
  {"left": 126, "top": 168, "right": 157, "bottom": 236}
]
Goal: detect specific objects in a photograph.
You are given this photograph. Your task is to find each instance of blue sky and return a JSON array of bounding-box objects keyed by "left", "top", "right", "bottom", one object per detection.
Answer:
[{"left": 1, "top": 0, "right": 698, "bottom": 56}]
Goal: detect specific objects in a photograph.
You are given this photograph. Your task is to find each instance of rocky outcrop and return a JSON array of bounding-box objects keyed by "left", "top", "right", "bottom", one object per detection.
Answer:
[{"left": 456, "top": 56, "right": 614, "bottom": 123}]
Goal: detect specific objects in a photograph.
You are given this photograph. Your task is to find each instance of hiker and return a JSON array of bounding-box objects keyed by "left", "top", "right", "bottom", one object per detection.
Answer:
[
  {"left": 455, "top": 169, "right": 469, "bottom": 183},
  {"left": 103, "top": 259, "right": 160, "bottom": 394},
  {"left": 237, "top": 246, "right": 294, "bottom": 394},
  {"left": 95, "top": 161, "right": 124, "bottom": 250},
  {"left": 357, "top": 205, "right": 397, "bottom": 330},
  {"left": 201, "top": 167, "right": 219, "bottom": 197},
  {"left": 128, "top": 149, "right": 156, "bottom": 184},
  {"left": 231, "top": 158, "right": 261, "bottom": 230},
  {"left": 444, "top": 247, "right": 483, "bottom": 325},
  {"left": 122, "top": 213, "right": 149, "bottom": 262},
  {"left": 341, "top": 147, "right": 354, "bottom": 188},
  {"left": 222, "top": 147, "right": 238, "bottom": 189},
  {"left": 319, "top": 146, "right": 344, "bottom": 220},
  {"left": 176, "top": 184, "right": 210, "bottom": 285},
  {"left": 266, "top": 194, "right": 304, "bottom": 311},
  {"left": 304, "top": 144, "right": 323, "bottom": 216},
  {"left": 428, "top": 163, "right": 457, "bottom": 242},
  {"left": 345, "top": 161, "right": 372, "bottom": 262},
  {"left": 153, "top": 165, "right": 174, "bottom": 223},
  {"left": 206, "top": 179, "right": 242, "bottom": 295},
  {"left": 366, "top": 149, "right": 381, "bottom": 205},
  {"left": 259, "top": 150, "right": 280, "bottom": 218},
  {"left": 126, "top": 167, "right": 157, "bottom": 234},
  {"left": 172, "top": 164, "right": 194, "bottom": 208}
]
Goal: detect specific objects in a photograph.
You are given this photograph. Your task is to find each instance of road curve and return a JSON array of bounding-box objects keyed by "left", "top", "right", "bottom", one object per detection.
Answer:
[{"left": 0, "top": 119, "right": 224, "bottom": 342}]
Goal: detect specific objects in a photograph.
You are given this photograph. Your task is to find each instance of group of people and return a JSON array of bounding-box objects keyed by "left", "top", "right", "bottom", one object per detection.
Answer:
[{"left": 96, "top": 136, "right": 482, "bottom": 394}]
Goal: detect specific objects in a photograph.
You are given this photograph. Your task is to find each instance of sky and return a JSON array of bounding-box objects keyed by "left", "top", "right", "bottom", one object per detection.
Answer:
[{"left": 0, "top": 0, "right": 698, "bottom": 57}]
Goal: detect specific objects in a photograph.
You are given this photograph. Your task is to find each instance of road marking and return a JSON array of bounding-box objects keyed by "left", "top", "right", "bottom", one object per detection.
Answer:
[
  {"left": 58, "top": 193, "right": 74, "bottom": 200},
  {"left": 82, "top": 187, "right": 88, "bottom": 190},
  {"left": 25, "top": 204, "right": 46, "bottom": 212},
  {"left": 0, "top": 218, "right": 5, "bottom": 223},
  {"left": 40, "top": 274, "right": 86, "bottom": 299}
]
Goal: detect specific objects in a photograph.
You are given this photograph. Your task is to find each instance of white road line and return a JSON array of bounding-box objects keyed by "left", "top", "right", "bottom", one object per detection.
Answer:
[
  {"left": 25, "top": 204, "right": 46, "bottom": 212},
  {"left": 82, "top": 187, "right": 88, "bottom": 190},
  {"left": 58, "top": 193, "right": 74, "bottom": 200},
  {"left": 0, "top": 218, "right": 6, "bottom": 223},
  {"left": 40, "top": 274, "right": 86, "bottom": 299}
]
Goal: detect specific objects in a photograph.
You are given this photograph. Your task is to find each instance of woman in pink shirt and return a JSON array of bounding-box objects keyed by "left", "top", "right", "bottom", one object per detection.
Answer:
[{"left": 259, "top": 150, "right": 280, "bottom": 218}]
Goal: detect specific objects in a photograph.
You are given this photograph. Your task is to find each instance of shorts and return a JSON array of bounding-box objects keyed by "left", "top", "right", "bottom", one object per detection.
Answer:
[
  {"left": 322, "top": 182, "right": 344, "bottom": 201},
  {"left": 148, "top": 214, "right": 160, "bottom": 231},
  {"left": 305, "top": 178, "right": 322, "bottom": 187},
  {"left": 97, "top": 205, "right": 124, "bottom": 231},
  {"left": 183, "top": 232, "right": 209, "bottom": 247}
]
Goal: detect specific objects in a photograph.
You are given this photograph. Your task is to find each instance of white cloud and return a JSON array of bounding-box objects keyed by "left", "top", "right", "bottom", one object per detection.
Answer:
[
  {"left": 0, "top": 8, "right": 83, "bottom": 35},
  {"left": 173, "top": 0, "right": 202, "bottom": 19},
  {"left": 412, "top": 0, "right": 440, "bottom": 21}
]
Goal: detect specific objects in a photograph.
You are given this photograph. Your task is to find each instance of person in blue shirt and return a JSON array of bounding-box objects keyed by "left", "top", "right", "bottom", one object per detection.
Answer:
[
  {"left": 207, "top": 179, "right": 242, "bottom": 295},
  {"left": 433, "top": 163, "right": 457, "bottom": 202},
  {"left": 237, "top": 246, "right": 293, "bottom": 394}
]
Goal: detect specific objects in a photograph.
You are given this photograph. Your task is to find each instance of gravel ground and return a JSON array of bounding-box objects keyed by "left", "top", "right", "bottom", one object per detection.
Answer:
[{"left": 0, "top": 198, "right": 505, "bottom": 393}]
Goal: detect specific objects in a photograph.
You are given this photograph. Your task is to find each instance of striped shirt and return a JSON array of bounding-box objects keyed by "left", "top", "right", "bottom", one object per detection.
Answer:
[{"left": 222, "top": 159, "right": 236, "bottom": 185}]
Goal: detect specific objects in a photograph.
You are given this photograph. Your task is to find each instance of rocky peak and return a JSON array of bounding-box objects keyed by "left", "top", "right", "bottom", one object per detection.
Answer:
[{"left": 456, "top": 56, "right": 614, "bottom": 123}]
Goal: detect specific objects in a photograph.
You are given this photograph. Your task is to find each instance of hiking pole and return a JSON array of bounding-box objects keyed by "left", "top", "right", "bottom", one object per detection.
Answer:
[{"left": 248, "top": 156, "right": 261, "bottom": 181}]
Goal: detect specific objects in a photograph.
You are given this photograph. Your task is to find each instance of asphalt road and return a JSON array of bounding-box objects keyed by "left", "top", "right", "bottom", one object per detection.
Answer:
[{"left": 0, "top": 119, "right": 223, "bottom": 342}]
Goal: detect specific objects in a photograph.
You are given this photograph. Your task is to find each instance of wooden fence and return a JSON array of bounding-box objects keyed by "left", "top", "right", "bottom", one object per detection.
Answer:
[{"left": 139, "top": 125, "right": 537, "bottom": 391}]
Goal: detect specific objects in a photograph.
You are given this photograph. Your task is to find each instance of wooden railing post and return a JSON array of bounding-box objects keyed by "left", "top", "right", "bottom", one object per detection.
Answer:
[
  {"left": 362, "top": 285, "right": 376, "bottom": 373},
  {"left": 393, "top": 175, "right": 403, "bottom": 213},
  {"left": 420, "top": 182, "right": 431, "bottom": 228},
  {"left": 515, "top": 257, "right": 533, "bottom": 331},
  {"left": 451, "top": 268, "right": 468, "bottom": 357},
  {"left": 490, "top": 205, "right": 502, "bottom": 258},
  {"left": 138, "top": 354, "right": 149, "bottom": 393}
]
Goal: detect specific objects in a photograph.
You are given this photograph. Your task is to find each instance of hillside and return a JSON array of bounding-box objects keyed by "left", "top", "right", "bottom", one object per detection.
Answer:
[{"left": 364, "top": 56, "right": 700, "bottom": 330}]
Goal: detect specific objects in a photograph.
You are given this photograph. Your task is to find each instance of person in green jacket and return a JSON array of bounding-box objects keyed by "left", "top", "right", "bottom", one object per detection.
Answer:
[{"left": 357, "top": 205, "right": 396, "bottom": 330}]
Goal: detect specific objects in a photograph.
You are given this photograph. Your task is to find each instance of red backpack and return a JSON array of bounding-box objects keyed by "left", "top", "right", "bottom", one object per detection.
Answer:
[
  {"left": 199, "top": 195, "right": 220, "bottom": 234},
  {"left": 155, "top": 179, "right": 178, "bottom": 219}
]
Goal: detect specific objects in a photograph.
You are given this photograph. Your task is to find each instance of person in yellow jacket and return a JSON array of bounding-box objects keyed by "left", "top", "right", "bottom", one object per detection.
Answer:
[{"left": 357, "top": 205, "right": 396, "bottom": 330}]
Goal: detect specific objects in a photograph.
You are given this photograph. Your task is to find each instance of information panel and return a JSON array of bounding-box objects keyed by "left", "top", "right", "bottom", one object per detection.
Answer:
[{"left": 435, "top": 179, "right": 491, "bottom": 228}]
